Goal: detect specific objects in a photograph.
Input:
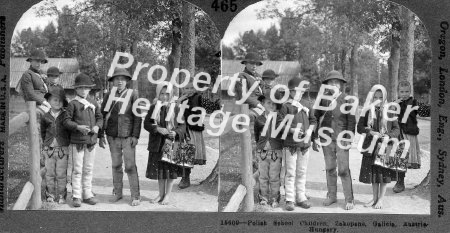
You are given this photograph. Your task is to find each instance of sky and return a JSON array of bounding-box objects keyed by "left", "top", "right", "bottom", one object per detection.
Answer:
[
  {"left": 14, "top": 0, "right": 78, "bottom": 35},
  {"left": 222, "top": 0, "right": 299, "bottom": 46}
]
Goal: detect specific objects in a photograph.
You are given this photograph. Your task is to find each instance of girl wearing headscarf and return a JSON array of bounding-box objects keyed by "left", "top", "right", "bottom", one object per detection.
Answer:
[
  {"left": 357, "top": 85, "right": 400, "bottom": 209},
  {"left": 144, "top": 81, "right": 186, "bottom": 205}
]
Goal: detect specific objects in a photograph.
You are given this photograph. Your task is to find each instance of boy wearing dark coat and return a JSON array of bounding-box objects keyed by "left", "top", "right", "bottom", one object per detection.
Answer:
[{"left": 63, "top": 73, "right": 103, "bottom": 207}]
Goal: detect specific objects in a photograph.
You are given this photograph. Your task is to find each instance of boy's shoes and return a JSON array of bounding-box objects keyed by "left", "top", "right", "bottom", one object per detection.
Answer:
[
  {"left": 83, "top": 197, "right": 98, "bottom": 205},
  {"left": 296, "top": 200, "right": 312, "bottom": 209},
  {"left": 109, "top": 194, "right": 123, "bottom": 203},
  {"left": 178, "top": 177, "right": 191, "bottom": 189},
  {"left": 285, "top": 201, "right": 295, "bottom": 211},
  {"left": 58, "top": 195, "right": 66, "bottom": 204},
  {"left": 393, "top": 181, "right": 405, "bottom": 193},
  {"left": 46, "top": 196, "right": 55, "bottom": 203},
  {"left": 73, "top": 198, "right": 81, "bottom": 207},
  {"left": 271, "top": 201, "right": 279, "bottom": 208},
  {"left": 323, "top": 197, "right": 337, "bottom": 206},
  {"left": 259, "top": 200, "right": 268, "bottom": 206}
]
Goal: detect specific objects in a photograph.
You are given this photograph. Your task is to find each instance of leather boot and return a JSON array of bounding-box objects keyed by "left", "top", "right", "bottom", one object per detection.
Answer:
[
  {"left": 178, "top": 176, "right": 191, "bottom": 189},
  {"left": 393, "top": 177, "right": 405, "bottom": 193},
  {"left": 109, "top": 185, "right": 123, "bottom": 202}
]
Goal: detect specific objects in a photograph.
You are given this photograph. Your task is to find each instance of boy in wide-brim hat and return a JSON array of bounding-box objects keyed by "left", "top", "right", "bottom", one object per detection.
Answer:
[
  {"left": 261, "top": 69, "right": 279, "bottom": 94},
  {"left": 41, "top": 88, "right": 70, "bottom": 204},
  {"left": 46, "top": 66, "right": 64, "bottom": 90},
  {"left": 63, "top": 73, "right": 103, "bottom": 207},
  {"left": 278, "top": 77, "right": 316, "bottom": 211},
  {"left": 99, "top": 68, "right": 142, "bottom": 206},
  {"left": 254, "top": 91, "right": 284, "bottom": 208},
  {"left": 235, "top": 52, "right": 265, "bottom": 118},
  {"left": 312, "top": 70, "right": 356, "bottom": 210}
]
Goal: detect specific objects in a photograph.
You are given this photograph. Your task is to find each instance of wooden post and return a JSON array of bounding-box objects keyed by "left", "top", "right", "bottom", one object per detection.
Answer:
[
  {"left": 27, "top": 102, "right": 42, "bottom": 209},
  {"left": 240, "top": 104, "right": 254, "bottom": 212},
  {"left": 12, "top": 182, "right": 34, "bottom": 210}
]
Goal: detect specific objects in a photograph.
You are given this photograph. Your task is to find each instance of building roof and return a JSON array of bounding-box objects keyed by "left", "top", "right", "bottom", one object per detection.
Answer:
[
  {"left": 10, "top": 57, "right": 79, "bottom": 89},
  {"left": 221, "top": 60, "right": 301, "bottom": 90}
]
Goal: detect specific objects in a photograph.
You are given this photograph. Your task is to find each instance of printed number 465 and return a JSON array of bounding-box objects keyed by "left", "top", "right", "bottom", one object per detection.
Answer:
[{"left": 212, "top": 0, "right": 237, "bottom": 12}]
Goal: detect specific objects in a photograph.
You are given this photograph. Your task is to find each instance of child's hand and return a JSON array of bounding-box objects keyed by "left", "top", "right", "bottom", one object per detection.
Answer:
[
  {"left": 99, "top": 137, "right": 107, "bottom": 148},
  {"left": 131, "top": 137, "right": 138, "bottom": 147},
  {"left": 312, "top": 139, "right": 321, "bottom": 152},
  {"left": 156, "top": 127, "right": 169, "bottom": 135},
  {"left": 77, "top": 125, "right": 91, "bottom": 135},
  {"left": 91, "top": 126, "right": 99, "bottom": 134},
  {"left": 168, "top": 131, "right": 176, "bottom": 139}
]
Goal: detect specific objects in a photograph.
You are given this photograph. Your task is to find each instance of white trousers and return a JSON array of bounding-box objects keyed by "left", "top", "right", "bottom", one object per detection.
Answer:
[
  {"left": 71, "top": 144, "right": 96, "bottom": 199},
  {"left": 284, "top": 148, "right": 310, "bottom": 202}
]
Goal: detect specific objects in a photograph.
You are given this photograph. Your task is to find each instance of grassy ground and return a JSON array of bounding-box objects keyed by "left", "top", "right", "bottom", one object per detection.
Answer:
[{"left": 7, "top": 125, "right": 31, "bottom": 209}]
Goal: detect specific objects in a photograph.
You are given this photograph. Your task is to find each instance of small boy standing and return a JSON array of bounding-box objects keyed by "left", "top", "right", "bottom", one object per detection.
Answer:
[
  {"left": 63, "top": 73, "right": 103, "bottom": 207},
  {"left": 280, "top": 77, "right": 316, "bottom": 211},
  {"left": 41, "top": 88, "right": 70, "bottom": 204},
  {"left": 254, "top": 92, "right": 284, "bottom": 208}
]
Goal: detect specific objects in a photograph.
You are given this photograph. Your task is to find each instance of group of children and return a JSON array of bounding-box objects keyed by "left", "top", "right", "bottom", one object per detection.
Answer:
[{"left": 251, "top": 68, "right": 430, "bottom": 211}]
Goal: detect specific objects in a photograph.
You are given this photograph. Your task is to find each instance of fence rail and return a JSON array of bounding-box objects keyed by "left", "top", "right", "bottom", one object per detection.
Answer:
[{"left": 9, "top": 101, "right": 42, "bottom": 210}]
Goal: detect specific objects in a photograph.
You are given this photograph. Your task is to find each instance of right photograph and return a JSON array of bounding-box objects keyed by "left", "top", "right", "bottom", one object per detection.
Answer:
[{"left": 219, "top": 0, "right": 431, "bottom": 214}]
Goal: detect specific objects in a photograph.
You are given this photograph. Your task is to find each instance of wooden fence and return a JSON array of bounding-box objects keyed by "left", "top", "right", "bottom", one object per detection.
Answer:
[
  {"left": 223, "top": 104, "right": 255, "bottom": 212},
  {"left": 9, "top": 102, "right": 43, "bottom": 210}
]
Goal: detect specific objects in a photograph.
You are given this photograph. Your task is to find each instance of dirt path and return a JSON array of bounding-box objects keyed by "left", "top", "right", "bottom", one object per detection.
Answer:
[{"left": 50, "top": 124, "right": 218, "bottom": 211}]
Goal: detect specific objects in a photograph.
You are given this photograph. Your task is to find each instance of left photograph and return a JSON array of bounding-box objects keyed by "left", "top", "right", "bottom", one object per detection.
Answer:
[{"left": 8, "top": 0, "right": 221, "bottom": 211}]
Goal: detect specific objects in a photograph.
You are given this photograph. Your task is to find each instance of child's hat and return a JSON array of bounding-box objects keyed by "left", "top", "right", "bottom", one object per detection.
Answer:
[
  {"left": 241, "top": 52, "right": 263, "bottom": 66},
  {"left": 108, "top": 68, "right": 132, "bottom": 81},
  {"left": 46, "top": 66, "right": 62, "bottom": 76},
  {"left": 72, "top": 73, "right": 96, "bottom": 88},
  {"left": 26, "top": 49, "right": 48, "bottom": 64},
  {"left": 262, "top": 69, "right": 279, "bottom": 80},
  {"left": 321, "top": 70, "right": 347, "bottom": 84},
  {"left": 44, "top": 87, "right": 68, "bottom": 107}
]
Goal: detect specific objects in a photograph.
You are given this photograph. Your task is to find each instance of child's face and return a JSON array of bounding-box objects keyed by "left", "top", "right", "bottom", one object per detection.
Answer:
[
  {"left": 183, "top": 83, "right": 196, "bottom": 95},
  {"left": 398, "top": 86, "right": 411, "bottom": 100},
  {"left": 373, "top": 91, "right": 383, "bottom": 107},
  {"left": 47, "top": 75, "right": 60, "bottom": 84},
  {"left": 112, "top": 75, "right": 128, "bottom": 91},
  {"left": 245, "top": 62, "right": 257, "bottom": 73},
  {"left": 48, "top": 95, "right": 62, "bottom": 110},
  {"left": 75, "top": 87, "right": 91, "bottom": 98},
  {"left": 30, "top": 60, "right": 42, "bottom": 69},
  {"left": 263, "top": 98, "right": 276, "bottom": 112},
  {"left": 159, "top": 87, "right": 170, "bottom": 103},
  {"left": 263, "top": 79, "right": 274, "bottom": 86}
]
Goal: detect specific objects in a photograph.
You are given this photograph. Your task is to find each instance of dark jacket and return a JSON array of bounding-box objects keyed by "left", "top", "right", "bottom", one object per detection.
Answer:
[
  {"left": 357, "top": 108, "right": 400, "bottom": 150},
  {"left": 63, "top": 96, "right": 103, "bottom": 145},
  {"left": 184, "top": 93, "right": 205, "bottom": 132},
  {"left": 280, "top": 99, "right": 317, "bottom": 149},
  {"left": 234, "top": 68, "right": 263, "bottom": 108},
  {"left": 254, "top": 111, "right": 285, "bottom": 150},
  {"left": 100, "top": 89, "right": 142, "bottom": 138},
  {"left": 314, "top": 93, "right": 356, "bottom": 142},
  {"left": 41, "top": 109, "right": 70, "bottom": 147},
  {"left": 19, "top": 67, "right": 47, "bottom": 104},
  {"left": 398, "top": 97, "right": 419, "bottom": 135},
  {"left": 144, "top": 104, "right": 186, "bottom": 153}
]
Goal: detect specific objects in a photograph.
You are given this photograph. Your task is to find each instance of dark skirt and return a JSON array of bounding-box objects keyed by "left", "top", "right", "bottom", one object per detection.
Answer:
[
  {"left": 187, "top": 128, "right": 207, "bottom": 165},
  {"left": 359, "top": 153, "right": 398, "bottom": 184},
  {"left": 146, "top": 151, "right": 183, "bottom": 180}
]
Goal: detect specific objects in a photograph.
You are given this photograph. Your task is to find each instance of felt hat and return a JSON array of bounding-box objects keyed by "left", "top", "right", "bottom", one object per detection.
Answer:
[
  {"left": 262, "top": 69, "right": 279, "bottom": 80},
  {"left": 321, "top": 70, "right": 347, "bottom": 84},
  {"left": 44, "top": 87, "right": 68, "bottom": 107},
  {"left": 241, "top": 52, "right": 263, "bottom": 66},
  {"left": 257, "top": 91, "right": 283, "bottom": 110},
  {"left": 26, "top": 49, "right": 48, "bottom": 63},
  {"left": 46, "top": 66, "right": 62, "bottom": 76},
  {"left": 72, "top": 73, "right": 96, "bottom": 88},
  {"left": 108, "top": 68, "right": 132, "bottom": 81}
]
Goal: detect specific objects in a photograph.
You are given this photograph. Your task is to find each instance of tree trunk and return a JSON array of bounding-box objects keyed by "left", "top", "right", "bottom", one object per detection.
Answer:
[
  {"left": 179, "top": 2, "right": 196, "bottom": 97},
  {"left": 130, "top": 39, "right": 138, "bottom": 90},
  {"left": 349, "top": 44, "right": 358, "bottom": 97},
  {"left": 388, "top": 34, "right": 400, "bottom": 101},
  {"left": 167, "top": 18, "right": 182, "bottom": 93},
  {"left": 340, "top": 48, "right": 347, "bottom": 78},
  {"left": 200, "top": 162, "right": 218, "bottom": 185},
  {"left": 398, "top": 6, "right": 415, "bottom": 94}
]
